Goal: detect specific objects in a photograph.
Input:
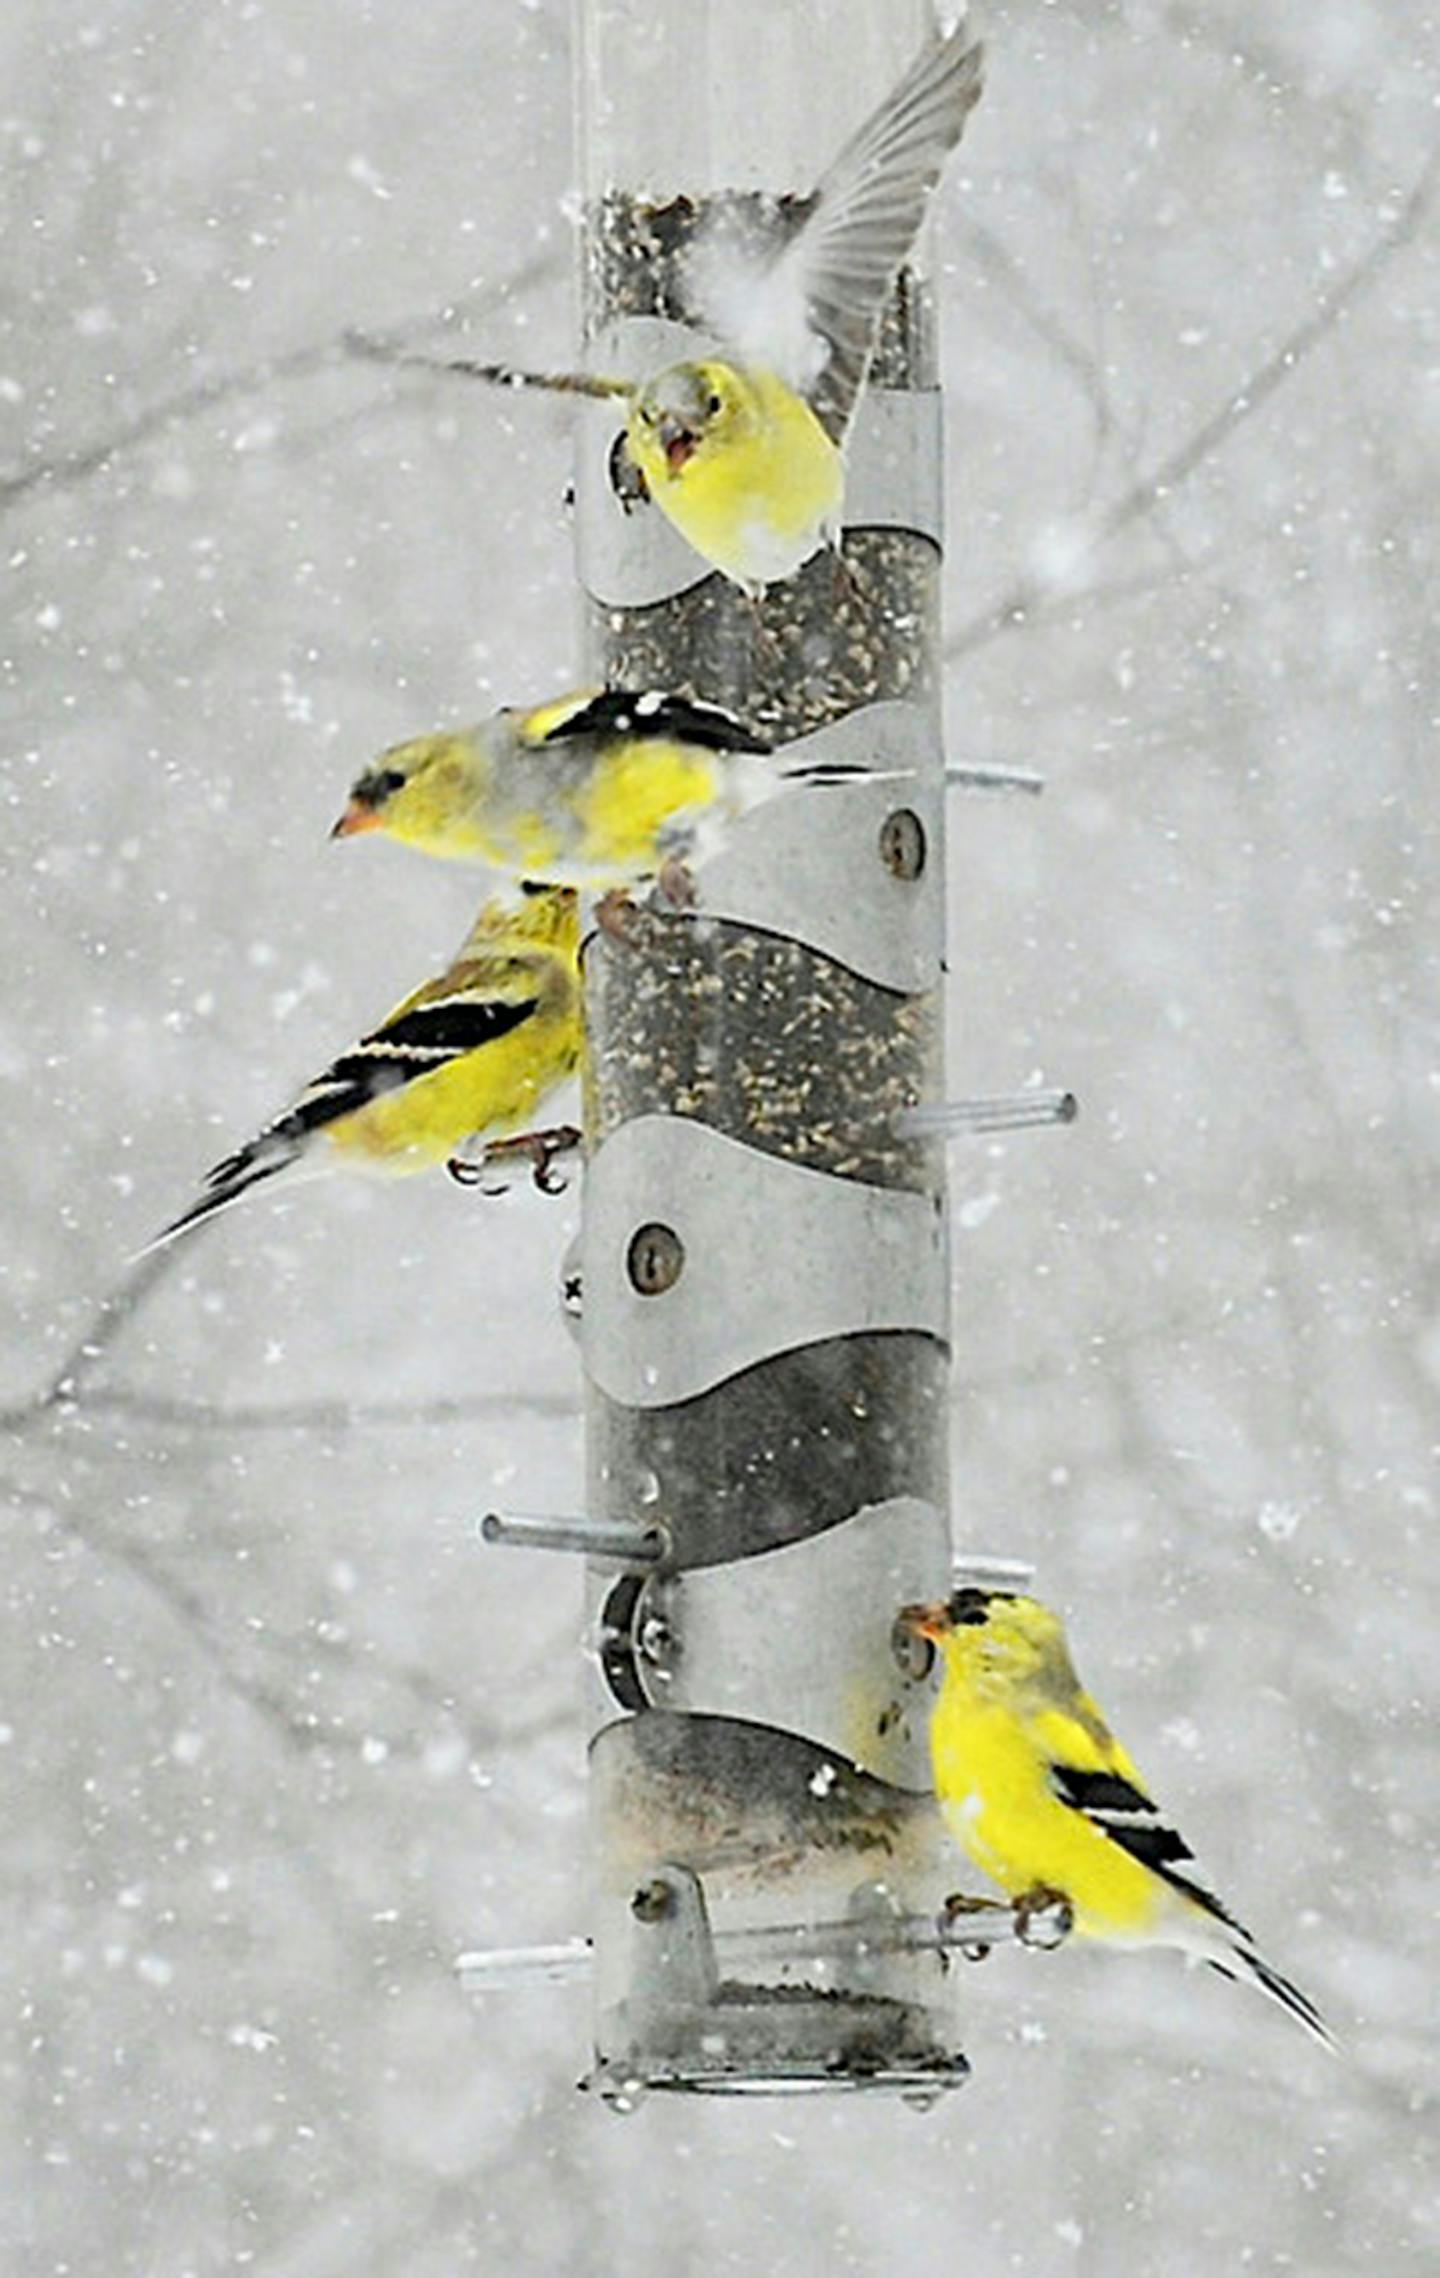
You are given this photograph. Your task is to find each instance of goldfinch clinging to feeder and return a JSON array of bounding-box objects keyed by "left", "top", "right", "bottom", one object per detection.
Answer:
[
  {"left": 330, "top": 685, "right": 883, "bottom": 885},
  {"left": 900, "top": 1589, "right": 1334, "bottom": 2048},
  {"left": 149, "top": 885, "right": 581, "bottom": 1247},
  {"left": 348, "top": 20, "right": 984, "bottom": 594}
]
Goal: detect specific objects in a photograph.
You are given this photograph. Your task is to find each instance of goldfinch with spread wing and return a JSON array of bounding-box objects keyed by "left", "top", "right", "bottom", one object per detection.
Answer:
[
  {"left": 347, "top": 22, "right": 983, "bottom": 594},
  {"left": 330, "top": 685, "right": 880, "bottom": 883},
  {"left": 150, "top": 885, "right": 580, "bottom": 1246},
  {"left": 901, "top": 1589, "right": 1334, "bottom": 2048}
]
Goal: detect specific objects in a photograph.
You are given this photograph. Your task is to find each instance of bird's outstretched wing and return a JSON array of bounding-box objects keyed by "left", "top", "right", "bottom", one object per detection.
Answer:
[{"left": 697, "top": 25, "right": 984, "bottom": 442}]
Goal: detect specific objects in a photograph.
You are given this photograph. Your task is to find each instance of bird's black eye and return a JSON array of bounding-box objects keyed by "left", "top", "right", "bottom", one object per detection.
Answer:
[
  {"left": 354, "top": 765, "right": 407, "bottom": 806},
  {"left": 706, "top": 392, "right": 722, "bottom": 416},
  {"left": 947, "top": 1587, "right": 992, "bottom": 1627}
]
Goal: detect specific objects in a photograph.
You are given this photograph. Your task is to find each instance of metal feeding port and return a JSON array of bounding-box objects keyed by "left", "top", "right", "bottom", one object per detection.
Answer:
[{"left": 587, "top": 1866, "right": 972, "bottom": 2108}]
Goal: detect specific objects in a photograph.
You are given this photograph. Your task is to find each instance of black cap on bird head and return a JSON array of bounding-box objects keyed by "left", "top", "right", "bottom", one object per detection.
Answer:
[
  {"left": 947, "top": 1584, "right": 1015, "bottom": 1627},
  {"left": 332, "top": 763, "right": 406, "bottom": 836},
  {"left": 898, "top": 1586, "right": 1023, "bottom": 1643}
]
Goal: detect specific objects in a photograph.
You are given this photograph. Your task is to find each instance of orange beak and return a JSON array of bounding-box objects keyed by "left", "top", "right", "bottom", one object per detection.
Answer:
[
  {"left": 330, "top": 800, "right": 381, "bottom": 840},
  {"left": 898, "top": 1599, "right": 952, "bottom": 1643}
]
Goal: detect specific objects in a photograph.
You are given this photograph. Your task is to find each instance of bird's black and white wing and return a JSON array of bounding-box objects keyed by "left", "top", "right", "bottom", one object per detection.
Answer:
[
  {"left": 150, "top": 990, "right": 538, "bottom": 1247},
  {"left": 1051, "top": 1761, "right": 1335, "bottom": 2045},
  {"left": 1050, "top": 1762, "right": 1247, "bottom": 1932},
  {"left": 524, "top": 686, "right": 771, "bottom": 755}
]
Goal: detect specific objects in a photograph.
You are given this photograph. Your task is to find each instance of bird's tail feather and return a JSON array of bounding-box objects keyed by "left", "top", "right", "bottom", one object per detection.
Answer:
[
  {"left": 1208, "top": 1945, "right": 1337, "bottom": 2052},
  {"left": 142, "top": 1140, "right": 301, "bottom": 1254},
  {"left": 719, "top": 752, "right": 913, "bottom": 841},
  {"left": 775, "top": 756, "right": 915, "bottom": 788}
]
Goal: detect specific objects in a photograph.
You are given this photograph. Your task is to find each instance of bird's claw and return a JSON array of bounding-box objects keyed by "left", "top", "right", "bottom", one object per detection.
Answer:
[
  {"left": 527, "top": 1126, "right": 583, "bottom": 1195},
  {"left": 446, "top": 1154, "right": 513, "bottom": 1197},
  {"left": 1012, "top": 1886, "right": 1073, "bottom": 1950},
  {"left": 936, "top": 1890, "right": 1002, "bottom": 1967},
  {"left": 446, "top": 1152, "right": 494, "bottom": 1190},
  {"left": 654, "top": 856, "right": 697, "bottom": 913},
  {"left": 448, "top": 1125, "right": 582, "bottom": 1197},
  {"left": 594, "top": 888, "right": 644, "bottom": 947}
]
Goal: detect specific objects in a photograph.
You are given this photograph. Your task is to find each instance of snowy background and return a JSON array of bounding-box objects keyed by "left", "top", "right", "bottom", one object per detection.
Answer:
[{"left": 3, "top": 0, "right": 1437, "bottom": 2271}]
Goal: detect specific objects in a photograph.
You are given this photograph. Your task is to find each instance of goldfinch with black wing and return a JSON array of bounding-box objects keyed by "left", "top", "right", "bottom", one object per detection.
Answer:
[
  {"left": 348, "top": 21, "right": 984, "bottom": 594},
  {"left": 901, "top": 1588, "right": 1334, "bottom": 2048},
  {"left": 150, "top": 885, "right": 580, "bottom": 1247},
  {"left": 331, "top": 686, "right": 880, "bottom": 884}
]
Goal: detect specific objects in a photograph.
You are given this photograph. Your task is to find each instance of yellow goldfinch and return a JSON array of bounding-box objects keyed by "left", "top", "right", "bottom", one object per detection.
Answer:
[
  {"left": 150, "top": 885, "right": 580, "bottom": 1246},
  {"left": 329, "top": 685, "right": 880, "bottom": 883},
  {"left": 348, "top": 22, "right": 984, "bottom": 594},
  {"left": 901, "top": 1589, "right": 1334, "bottom": 2048}
]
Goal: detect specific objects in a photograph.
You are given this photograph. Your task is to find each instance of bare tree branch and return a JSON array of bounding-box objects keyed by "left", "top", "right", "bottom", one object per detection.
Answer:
[
  {"left": 0, "top": 1234, "right": 577, "bottom": 1441},
  {"left": 0, "top": 1246, "right": 185, "bottom": 1433},
  {"left": 2, "top": 1474, "right": 324, "bottom": 1752},
  {"left": 0, "top": 252, "right": 562, "bottom": 513},
  {"left": 22, "top": 1382, "right": 578, "bottom": 1436},
  {"left": 957, "top": 214, "right": 1114, "bottom": 442},
  {"left": 946, "top": 146, "right": 1440, "bottom": 664},
  {"left": 2, "top": 1473, "right": 570, "bottom": 1765}
]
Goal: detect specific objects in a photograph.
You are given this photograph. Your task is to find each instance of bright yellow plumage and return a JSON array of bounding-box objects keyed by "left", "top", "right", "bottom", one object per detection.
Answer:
[
  {"left": 320, "top": 888, "right": 580, "bottom": 1168},
  {"left": 347, "top": 25, "right": 984, "bottom": 596},
  {"left": 902, "top": 1589, "right": 1334, "bottom": 2045},
  {"left": 626, "top": 362, "right": 844, "bottom": 595},
  {"left": 330, "top": 686, "right": 773, "bottom": 887},
  {"left": 565, "top": 736, "right": 719, "bottom": 874},
  {"left": 151, "top": 887, "right": 581, "bottom": 1246},
  {"left": 929, "top": 1678, "right": 1163, "bottom": 1942}
]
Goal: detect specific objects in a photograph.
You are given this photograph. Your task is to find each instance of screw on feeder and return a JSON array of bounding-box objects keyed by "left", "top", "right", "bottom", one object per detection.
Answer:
[
  {"left": 631, "top": 1876, "right": 676, "bottom": 1925},
  {"left": 879, "top": 807, "right": 926, "bottom": 881},
  {"left": 891, "top": 1613, "right": 934, "bottom": 1683},
  {"left": 626, "top": 1220, "right": 684, "bottom": 1296},
  {"left": 637, "top": 1606, "right": 676, "bottom": 1671}
]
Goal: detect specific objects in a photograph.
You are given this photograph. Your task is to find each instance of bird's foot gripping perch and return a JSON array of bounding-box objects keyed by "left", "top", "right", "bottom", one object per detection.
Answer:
[
  {"left": 593, "top": 869, "right": 695, "bottom": 948},
  {"left": 447, "top": 1124, "right": 583, "bottom": 1197},
  {"left": 936, "top": 1890, "right": 1007, "bottom": 1967},
  {"left": 653, "top": 856, "right": 697, "bottom": 913},
  {"left": 1011, "top": 1886, "right": 1074, "bottom": 1951},
  {"left": 932, "top": 1886, "right": 1073, "bottom": 1968},
  {"left": 593, "top": 888, "right": 644, "bottom": 947}
]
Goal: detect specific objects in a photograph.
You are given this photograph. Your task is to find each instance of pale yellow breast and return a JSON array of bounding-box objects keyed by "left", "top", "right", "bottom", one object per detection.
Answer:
[{"left": 630, "top": 372, "right": 843, "bottom": 586}]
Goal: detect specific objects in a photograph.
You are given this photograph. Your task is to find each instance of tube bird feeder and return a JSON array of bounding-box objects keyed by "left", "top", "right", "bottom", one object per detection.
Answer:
[{"left": 570, "top": 0, "right": 963, "bottom": 2103}]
